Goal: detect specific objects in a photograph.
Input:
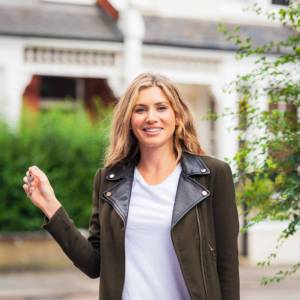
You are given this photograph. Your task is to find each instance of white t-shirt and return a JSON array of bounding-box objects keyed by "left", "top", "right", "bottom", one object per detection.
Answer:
[{"left": 121, "top": 163, "right": 191, "bottom": 300}]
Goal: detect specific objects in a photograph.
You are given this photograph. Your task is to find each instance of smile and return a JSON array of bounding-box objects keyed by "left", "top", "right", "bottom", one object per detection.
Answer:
[
  {"left": 142, "top": 127, "right": 163, "bottom": 135},
  {"left": 143, "top": 127, "right": 163, "bottom": 132}
]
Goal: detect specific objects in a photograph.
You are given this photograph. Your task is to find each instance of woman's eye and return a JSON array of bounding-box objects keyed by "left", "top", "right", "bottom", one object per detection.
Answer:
[
  {"left": 134, "top": 108, "right": 145, "bottom": 113},
  {"left": 158, "top": 106, "right": 167, "bottom": 111}
]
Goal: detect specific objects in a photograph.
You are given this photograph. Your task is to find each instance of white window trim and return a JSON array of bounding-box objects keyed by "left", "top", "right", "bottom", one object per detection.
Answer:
[{"left": 41, "top": 0, "right": 96, "bottom": 5}]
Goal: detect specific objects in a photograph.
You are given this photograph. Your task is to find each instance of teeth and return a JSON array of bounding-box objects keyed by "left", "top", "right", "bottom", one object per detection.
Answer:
[{"left": 144, "top": 128, "right": 162, "bottom": 132}]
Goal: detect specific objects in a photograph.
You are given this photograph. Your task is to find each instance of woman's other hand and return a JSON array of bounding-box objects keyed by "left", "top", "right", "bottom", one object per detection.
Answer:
[{"left": 23, "top": 166, "right": 61, "bottom": 219}]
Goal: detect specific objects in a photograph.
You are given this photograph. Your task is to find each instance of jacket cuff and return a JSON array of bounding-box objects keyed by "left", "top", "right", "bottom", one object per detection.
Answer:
[{"left": 41, "top": 206, "right": 72, "bottom": 232}]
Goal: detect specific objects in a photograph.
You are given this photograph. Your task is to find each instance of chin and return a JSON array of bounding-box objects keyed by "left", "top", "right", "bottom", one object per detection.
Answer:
[{"left": 138, "top": 139, "right": 172, "bottom": 150}]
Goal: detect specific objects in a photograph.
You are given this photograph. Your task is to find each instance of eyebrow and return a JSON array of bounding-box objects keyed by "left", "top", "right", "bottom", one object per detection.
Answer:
[{"left": 134, "top": 101, "right": 169, "bottom": 107}]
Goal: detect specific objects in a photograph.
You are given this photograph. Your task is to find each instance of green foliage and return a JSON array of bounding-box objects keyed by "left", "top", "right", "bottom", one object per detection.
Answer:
[
  {"left": 0, "top": 104, "right": 112, "bottom": 233},
  {"left": 220, "top": 1, "right": 300, "bottom": 283}
]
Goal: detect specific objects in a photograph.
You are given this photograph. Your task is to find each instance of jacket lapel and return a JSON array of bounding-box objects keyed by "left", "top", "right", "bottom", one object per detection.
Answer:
[
  {"left": 101, "top": 163, "right": 135, "bottom": 225},
  {"left": 171, "top": 153, "right": 210, "bottom": 228},
  {"left": 101, "top": 152, "right": 211, "bottom": 227}
]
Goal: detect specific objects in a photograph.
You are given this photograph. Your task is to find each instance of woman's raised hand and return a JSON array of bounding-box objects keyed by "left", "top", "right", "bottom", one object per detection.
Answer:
[{"left": 23, "top": 166, "right": 61, "bottom": 219}]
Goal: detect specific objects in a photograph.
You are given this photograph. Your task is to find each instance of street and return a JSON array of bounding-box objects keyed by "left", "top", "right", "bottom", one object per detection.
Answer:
[{"left": 0, "top": 263, "right": 299, "bottom": 299}]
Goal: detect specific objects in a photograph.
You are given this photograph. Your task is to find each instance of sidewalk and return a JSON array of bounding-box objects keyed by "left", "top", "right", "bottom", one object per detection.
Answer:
[
  {"left": 0, "top": 264, "right": 299, "bottom": 299},
  {"left": 240, "top": 264, "right": 300, "bottom": 300}
]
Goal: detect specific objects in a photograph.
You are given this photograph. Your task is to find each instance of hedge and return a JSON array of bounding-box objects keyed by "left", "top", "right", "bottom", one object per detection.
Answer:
[{"left": 0, "top": 104, "right": 112, "bottom": 233}]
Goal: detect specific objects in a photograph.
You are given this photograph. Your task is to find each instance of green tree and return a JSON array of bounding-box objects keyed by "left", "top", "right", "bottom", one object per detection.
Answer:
[{"left": 219, "top": 1, "right": 300, "bottom": 283}]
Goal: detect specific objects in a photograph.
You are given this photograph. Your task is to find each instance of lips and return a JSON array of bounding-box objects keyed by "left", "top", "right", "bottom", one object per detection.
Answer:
[{"left": 143, "top": 127, "right": 163, "bottom": 132}]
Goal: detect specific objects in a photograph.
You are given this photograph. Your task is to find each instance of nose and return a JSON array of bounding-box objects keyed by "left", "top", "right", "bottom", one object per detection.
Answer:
[{"left": 145, "top": 108, "right": 158, "bottom": 123}]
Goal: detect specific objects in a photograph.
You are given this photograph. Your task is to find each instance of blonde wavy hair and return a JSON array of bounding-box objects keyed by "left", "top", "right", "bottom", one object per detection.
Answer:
[{"left": 104, "top": 72, "right": 205, "bottom": 167}]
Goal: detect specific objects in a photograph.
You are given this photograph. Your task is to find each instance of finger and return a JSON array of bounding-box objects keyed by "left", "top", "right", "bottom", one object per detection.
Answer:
[
  {"left": 29, "top": 165, "right": 42, "bottom": 173},
  {"left": 28, "top": 167, "right": 46, "bottom": 181},
  {"left": 23, "top": 184, "right": 31, "bottom": 197},
  {"left": 28, "top": 185, "right": 37, "bottom": 195},
  {"left": 30, "top": 181, "right": 36, "bottom": 188},
  {"left": 25, "top": 174, "right": 35, "bottom": 189},
  {"left": 23, "top": 176, "right": 28, "bottom": 184},
  {"left": 28, "top": 170, "right": 41, "bottom": 183}
]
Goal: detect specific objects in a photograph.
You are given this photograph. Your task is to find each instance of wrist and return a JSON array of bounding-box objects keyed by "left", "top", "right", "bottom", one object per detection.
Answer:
[{"left": 42, "top": 199, "right": 62, "bottom": 219}]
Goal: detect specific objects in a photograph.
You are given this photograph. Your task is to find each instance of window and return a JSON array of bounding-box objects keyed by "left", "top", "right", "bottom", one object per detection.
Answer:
[
  {"left": 41, "top": 76, "right": 76, "bottom": 100},
  {"left": 40, "top": 76, "right": 78, "bottom": 109},
  {"left": 272, "top": 0, "right": 289, "bottom": 5}
]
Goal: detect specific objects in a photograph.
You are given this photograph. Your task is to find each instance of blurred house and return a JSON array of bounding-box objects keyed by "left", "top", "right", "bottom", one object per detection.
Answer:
[{"left": 0, "top": 0, "right": 296, "bottom": 265}]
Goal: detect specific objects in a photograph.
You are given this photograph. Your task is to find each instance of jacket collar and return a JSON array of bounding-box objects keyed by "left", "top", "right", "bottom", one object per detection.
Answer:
[
  {"left": 101, "top": 152, "right": 210, "bottom": 228},
  {"left": 180, "top": 151, "right": 210, "bottom": 176},
  {"left": 105, "top": 151, "right": 210, "bottom": 180}
]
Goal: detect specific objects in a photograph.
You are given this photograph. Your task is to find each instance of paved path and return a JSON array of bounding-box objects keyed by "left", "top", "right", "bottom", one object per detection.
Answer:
[
  {"left": 240, "top": 264, "right": 300, "bottom": 300},
  {"left": 0, "top": 264, "right": 299, "bottom": 299}
]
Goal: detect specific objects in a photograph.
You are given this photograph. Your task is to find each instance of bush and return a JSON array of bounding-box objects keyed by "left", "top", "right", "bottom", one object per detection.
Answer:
[{"left": 0, "top": 104, "right": 112, "bottom": 233}]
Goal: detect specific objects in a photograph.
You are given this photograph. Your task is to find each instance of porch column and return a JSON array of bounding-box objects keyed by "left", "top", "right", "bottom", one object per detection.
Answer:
[
  {"left": 0, "top": 40, "right": 31, "bottom": 129},
  {"left": 211, "top": 81, "right": 239, "bottom": 162},
  {"left": 118, "top": 0, "right": 145, "bottom": 87}
]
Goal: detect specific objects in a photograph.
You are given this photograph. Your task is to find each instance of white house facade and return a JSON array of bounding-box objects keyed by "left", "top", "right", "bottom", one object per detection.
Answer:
[{"left": 0, "top": 0, "right": 297, "bottom": 265}]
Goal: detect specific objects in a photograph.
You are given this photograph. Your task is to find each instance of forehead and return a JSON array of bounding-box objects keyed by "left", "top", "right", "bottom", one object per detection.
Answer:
[{"left": 135, "top": 86, "right": 170, "bottom": 105}]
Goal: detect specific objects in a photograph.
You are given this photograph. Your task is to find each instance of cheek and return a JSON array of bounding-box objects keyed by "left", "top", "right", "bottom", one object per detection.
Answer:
[
  {"left": 130, "top": 115, "right": 143, "bottom": 130},
  {"left": 165, "top": 111, "right": 176, "bottom": 127}
]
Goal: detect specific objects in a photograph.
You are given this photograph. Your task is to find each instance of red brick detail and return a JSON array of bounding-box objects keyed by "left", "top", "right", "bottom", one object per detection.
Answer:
[
  {"left": 84, "top": 78, "right": 117, "bottom": 122},
  {"left": 97, "top": 0, "right": 119, "bottom": 20},
  {"left": 23, "top": 75, "right": 41, "bottom": 111}
]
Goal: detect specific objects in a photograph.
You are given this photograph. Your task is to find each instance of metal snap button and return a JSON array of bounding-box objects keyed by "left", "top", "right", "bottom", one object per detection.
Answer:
[
  {"left": 201, "top": 190, "right": 208, "bottom": 196},
  {"left": 109, "top": 173, "right": 115, "bottom": 179},
  {"left": 201, "top": 168, "right": 207, "bottom": 173},
  {"left": 106, "top": 192, "right": 112, "bottom": 197}
]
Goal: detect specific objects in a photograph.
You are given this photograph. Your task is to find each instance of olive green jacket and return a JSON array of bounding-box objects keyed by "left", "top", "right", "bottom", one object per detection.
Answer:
[{"left": 43, "top": 152, "right": 240, "bottom": 300}]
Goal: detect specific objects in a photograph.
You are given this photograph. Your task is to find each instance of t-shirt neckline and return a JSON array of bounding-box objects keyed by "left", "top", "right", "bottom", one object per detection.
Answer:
[{"left": 134, "top": 163, "right": 181, "bottom": 188}]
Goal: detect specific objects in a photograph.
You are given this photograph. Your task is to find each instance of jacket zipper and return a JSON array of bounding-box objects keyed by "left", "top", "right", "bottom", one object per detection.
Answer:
[
  {"left": 208, "top": 240, "right": 216, "bottom": 259},
  {"left": 196, "top": 206, "right": 208, "bottom": 300}
]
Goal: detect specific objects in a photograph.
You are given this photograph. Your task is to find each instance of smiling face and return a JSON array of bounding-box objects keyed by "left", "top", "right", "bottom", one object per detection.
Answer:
[{"left": 130, "top": 86, "right": 177, "bottom": 153}]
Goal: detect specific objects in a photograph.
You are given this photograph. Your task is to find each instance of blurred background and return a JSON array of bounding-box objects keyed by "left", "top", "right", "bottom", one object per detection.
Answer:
[{"left": 0, "top": 0, "right": 299, "bottom": 299}]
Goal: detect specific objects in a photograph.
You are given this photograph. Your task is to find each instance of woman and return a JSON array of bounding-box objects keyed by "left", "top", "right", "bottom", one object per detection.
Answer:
[{"left": 23, "top": 73, "right": 240, "bottom": 300}]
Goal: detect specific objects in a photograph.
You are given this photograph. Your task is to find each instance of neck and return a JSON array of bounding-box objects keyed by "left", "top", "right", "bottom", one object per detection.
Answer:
[{"left": 137, "top": 144, "right": 177, "bottom": 173}]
